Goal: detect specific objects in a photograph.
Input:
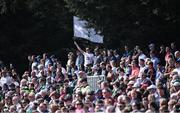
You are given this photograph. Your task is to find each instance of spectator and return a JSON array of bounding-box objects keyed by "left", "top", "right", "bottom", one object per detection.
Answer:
[
  {"left": 75, "top": 50, "right": 84, "bottom": 70},
  {"left": 0, "top": 42, "right": 179, "bottom": 112},
  {"left": 74, "top": 41, "right": 94, "bottom": 71},
  {"left": 150, "top": 51, "right": 160, "bottom": 70},
  {"left": 172, "top": 59, "right": 180, "bottom": 75},
  {"left": 129, "top": 60, "right": 140, "bottom": 80},
  {"left": 159, "top": 45, "right": 166, "bottom": 66}
]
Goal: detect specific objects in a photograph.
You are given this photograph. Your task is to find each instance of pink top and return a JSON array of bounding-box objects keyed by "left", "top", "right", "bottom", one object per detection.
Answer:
[
  {"left": 75, "top": 109, "right": 84, "bottom": 113},
  {"left": 131, "top": 67, "right": 140, "bottom": 78}
]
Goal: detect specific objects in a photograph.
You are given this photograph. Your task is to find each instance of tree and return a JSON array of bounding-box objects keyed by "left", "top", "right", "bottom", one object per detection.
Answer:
[
  {"left": 64, "top": 0, "right": 180, "bottom": 48},
  {"left": 0, "top": 0, "right": 73, "bottom": 73}
]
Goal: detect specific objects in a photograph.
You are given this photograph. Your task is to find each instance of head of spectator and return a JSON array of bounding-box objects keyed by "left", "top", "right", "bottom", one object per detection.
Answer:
[
  {"left": 126, "top": 80, "right": 134, "bottom": 92},
  {"left": 148, "top": 101, "right": 159, "bottom": 112},
  {"left": 174, "top": 51, "right": 180, "bottom": 59},
  {"left": 50, "top": 103, "right": 59, "bottom": 113},
  {"left": 107, "top": 49, "right": 113, "bottom": 57},
  {"left": 102, "top": 88, "right": 112, "bottom": 99},
  {"left": 100, "top": 81, "right": 109, "bottom": 90},
  {"left": 75, "top": 100, "right": 84, "bottom": 110},
  {"left": 9, "top": 105, "right": 16, "bottom": 112},
  {"left": 156, "top": 84, "right": 166, "bottom": 98},
  {"left": 132, "top": 101, "right": 141, "bottom": 112},
  {"left": 38, "top": 102, "right": 48, "bottom": 112},
  {"left": 78, "top": 71, "right": 86, "bottom": 79},
  {"left": 159, "top": 105, "right": 168, "bottom": 113},
  {"left": 130, "top": 89, "right": 139, "bottom": 101},
  {"left": 171, "top": 42, "right": 176, "bottom": 50},
  {"left": 28, "top": 92, "right": 35, "bottom": 102},
  {"left": 160, "top": 45, "right": 165, "bottom": 52},
  {"left": 150, "top": 50, "right": 156, "bottom": 58},
  {"left": 64, "top": 94, "right": 72, "bottom": 107},
  {"left": 21, "top": 99, "right": 29, "bottom": 109},
  {"left": 168, "top": 99, "right": 177, "bottom": 111},
  {"left": 149, "top": 43, "right": 155, "bottom": 51},
  {"left": 142, "top": 97, "right": 148, "bottom": 110},
  {"left": 172, "top": 81, "right": 180, "bottom": 92},
  {"left": 147, "top": 85, "right": 156, "bottom": 94},
  {"left": 85, "top": 47, "right": 90, "bottom": 53},
  {"left": 139, "top": 59, "right": 145, "bottom": 67},
  {"left": 148, "top": 94, "right": 156, "bottom": 103},
  {"left": 5, "top": 95, "right": 12, "bottom": 105},
  {"left": 159, "top": 98, "right": 168, "bottom": 107},
  {"left": 124, "top": 45, "right": 129, "bottom": 52},
  {"left": 95, "top": 88, "right": 102, "bottom": 99},
  {"left": 105, "top": 105, "right": 115, "bottom": 113},
  {"left": 165, "top": 46, "right": 171, "bottom": 53},
  {"left": 12, "top": 96, "right": 19, "bottom": 105},
  {"left": 175, "top": 59, "right": 180, "bottom": 68},
  {"left": 20, "top": 79, "right": 27, "bottom": 87}
]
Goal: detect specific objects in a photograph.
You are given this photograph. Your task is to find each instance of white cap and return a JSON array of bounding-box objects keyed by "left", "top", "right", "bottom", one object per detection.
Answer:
[
  {"left": 128, "top": 81, "right": 135, "bottom": 85},
  {"left": 132, "top": 83, "right": 140, "bottom": 88},
  {"left": 147, "top": 84, "right": 156, "bottom": 90},
  {"left": 173, "top": 82, "right": 180, "bottom": 86}
]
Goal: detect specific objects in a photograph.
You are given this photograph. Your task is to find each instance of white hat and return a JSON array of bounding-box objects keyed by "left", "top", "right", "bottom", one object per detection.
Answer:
[
  {"left": 128, "top": 81, "right": 135, "bottom": 85},
  {"left": 91, "top": 65, "right": 98, "bottom": 70},
  {"left": 173, "top": 82, "right": 180, "bottom": 86},
  {"left": 147, "top": 85, "right": 156, "bottom": 90},
  {"left": 132, "top": 83, "right": 140, "bottom": 88},
  {"left": 78, "top": 71, "right": 85, "bottom": 75}
]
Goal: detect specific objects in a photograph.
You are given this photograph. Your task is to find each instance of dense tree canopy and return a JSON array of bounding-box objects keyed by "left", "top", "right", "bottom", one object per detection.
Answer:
[
  {"left": 0, "top": 0, "right": 73, "bottom": 72},
  {"left": 0, "top": 0, "right": 179, "bottom": 73},
  {"left": 64, "top": 0, "right": 180, "bottom": 48}
]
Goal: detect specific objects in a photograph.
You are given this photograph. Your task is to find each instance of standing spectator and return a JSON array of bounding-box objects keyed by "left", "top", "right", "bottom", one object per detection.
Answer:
[
  {"left": 159, "top": 45, "right": 166, "bottom": 66},
  {"left": 93, "top": 48, "right": 103, "bottom": 66},
  {"left": 107, "top": 49, "right": 116, "bottom": 62},
  {"left": 74, "top": 41, "right": 94, "bottom": 72},
  {"left": 138, "top": 49, "right": 147, "bottom": 63},
  {"left": 113, "top": 50, "right": 120, "bottom": 63},
  {"left": 129, "top": 60, "right": 140, "bottom": 80},
  {"left": 0, "top": 69, "right": 13, "bottom": 87},
  {"left": 75, "top": 50, "right": 84, "bottom": 70},
  {"left": 122, "top": 45, "right": 131, "bottom": 58},
  {"left": 164, "top": 57, "right": 175, "bottom": 78},
  {"left": 165, "top": 46, "right": 173, "bottom": 66},
  {"left": 170, "top": 42, "right": 177, "bottom": 54},
  {"left": 146, "top": 61, "right": 156, "bottom": 83},
  {"left": 150, "top": 51, "right": 159, "bottom": 70}
]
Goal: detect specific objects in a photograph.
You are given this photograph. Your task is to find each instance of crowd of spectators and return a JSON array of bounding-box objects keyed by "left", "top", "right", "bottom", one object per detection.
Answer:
[{"left": 0, "top": 41, "right": 180, "bottom": 113}]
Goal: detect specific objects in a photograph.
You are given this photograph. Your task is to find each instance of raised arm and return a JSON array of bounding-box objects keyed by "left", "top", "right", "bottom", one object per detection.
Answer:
[{"left": 74, "top": 41, "right": 85, "bottom": 54}]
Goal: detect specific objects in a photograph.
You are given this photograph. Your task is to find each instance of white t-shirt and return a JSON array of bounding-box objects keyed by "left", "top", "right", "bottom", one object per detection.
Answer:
[
  {"left": 0, "top": 75, "right": 13, "bottom": 87},
  {"left": 83, "top": 52, "right": 94, "bottom": 67}
]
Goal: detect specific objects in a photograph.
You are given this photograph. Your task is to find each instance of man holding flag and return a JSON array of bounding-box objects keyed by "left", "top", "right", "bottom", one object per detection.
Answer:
[{"left": 74, "top": 41, "right": 94, "bottom": 72}]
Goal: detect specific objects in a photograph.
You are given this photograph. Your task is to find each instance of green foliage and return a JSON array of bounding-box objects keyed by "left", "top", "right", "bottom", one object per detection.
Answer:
[
  {"left": 0, "top": 0, "right": 73, "bottom": 73},
  {"left": 64, "top": 0, "right": 180, "bottom": 48}
]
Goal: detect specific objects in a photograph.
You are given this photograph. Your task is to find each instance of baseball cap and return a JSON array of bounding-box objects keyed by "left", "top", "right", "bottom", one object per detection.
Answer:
[
  {"left": 128, "top": 81, "right": 135, "bottom": 85},
  {"left": 173, "top": 82, "right": 180, "bottom": 87},
  {"left": 147, "top": 84, "right": 156, "bottom": 90}
]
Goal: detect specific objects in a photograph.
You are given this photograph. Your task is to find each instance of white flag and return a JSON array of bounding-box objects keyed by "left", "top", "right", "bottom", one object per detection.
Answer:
[{"left": 73, "top": 16, "right": 103, "bottom": 43}]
